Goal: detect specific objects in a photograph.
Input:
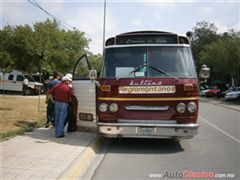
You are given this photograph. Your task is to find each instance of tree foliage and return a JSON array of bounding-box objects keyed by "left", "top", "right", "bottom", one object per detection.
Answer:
[
  {"left": 191, "top": 21, "right": 240, "bottom": 85},
  {"left": 88, "top": 52, "right": 102, "bottom": 73},
  {"left": 0, "top": 19, "right": 102, "bottom": 75},
  {"left": 191, "top": 21, "right": 220, "bottom": 72},
  {"left": 0, "top": 25, "right": 15, "bottom": 71}
]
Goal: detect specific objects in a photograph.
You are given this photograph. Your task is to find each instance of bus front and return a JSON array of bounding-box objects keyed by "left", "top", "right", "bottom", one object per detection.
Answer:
[{"left": 97, "top": 31, "right": 199, "bottom": 139}]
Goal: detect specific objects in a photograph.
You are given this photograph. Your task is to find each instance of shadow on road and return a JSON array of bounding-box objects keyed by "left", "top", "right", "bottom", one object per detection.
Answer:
[{"left": 108, "top": 138, "right": 184, "bottom": 155}]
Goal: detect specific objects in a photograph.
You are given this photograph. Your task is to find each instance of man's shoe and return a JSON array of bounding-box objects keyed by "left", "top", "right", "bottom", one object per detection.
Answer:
[
  {"left": 56, "top": 134, "right": 65, "bottom": 138},
  {"left": 67, "top": 129, "right": 75, "bottom": 132}
]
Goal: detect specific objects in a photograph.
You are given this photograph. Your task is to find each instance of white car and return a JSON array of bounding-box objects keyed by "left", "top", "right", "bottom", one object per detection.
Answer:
[
  {"left": 225, "top": 87, "right": 240, "bottom": 100},
  {"left": 0, "top": 70, "right": 44, "bottom": 95}
]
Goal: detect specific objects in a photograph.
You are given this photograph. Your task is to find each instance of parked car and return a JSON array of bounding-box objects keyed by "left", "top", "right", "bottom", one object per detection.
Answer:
[
  {"left": 200, "top": 89, "right": 210, "bottom": 97},
  {"left": 225, "top": 87, "right": 240, "bottom": 100},
  {"left": 216, "top": 90, "right": 227, "bottom": 98},
  {"left": 205, "top": 89, "right": 220, "bottom": 97}
]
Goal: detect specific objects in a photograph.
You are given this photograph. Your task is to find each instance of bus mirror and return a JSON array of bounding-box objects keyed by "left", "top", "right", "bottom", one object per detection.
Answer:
[
  {"left": 89, "top": 69, "right": 97, "bottom": 80},
  {"left": 200, "top": 65, "right": 210, "bottom": 79}
]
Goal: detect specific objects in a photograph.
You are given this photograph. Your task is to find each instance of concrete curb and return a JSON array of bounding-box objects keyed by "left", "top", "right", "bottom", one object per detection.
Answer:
[{"left": 60, "top": 135, "right": 106, "bottom": 180}]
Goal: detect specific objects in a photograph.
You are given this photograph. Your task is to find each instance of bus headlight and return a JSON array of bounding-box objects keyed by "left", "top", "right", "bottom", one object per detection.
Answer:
[
  {"left": 187, "top": 102, "right": 197, "bottom": 113},
  {"left": 99, "top": 103, "right": 108, "bottom": 112},
  {"left": 109, "top": 103, "right": 119, "bottom": 112},
  {"left": 176, "top": 103, "right": 186, "bottom": 113}
]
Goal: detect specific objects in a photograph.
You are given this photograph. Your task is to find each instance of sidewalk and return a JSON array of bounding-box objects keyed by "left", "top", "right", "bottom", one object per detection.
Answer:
[{"left": 1, "top": 128, "right": 98, "bottom": 179}]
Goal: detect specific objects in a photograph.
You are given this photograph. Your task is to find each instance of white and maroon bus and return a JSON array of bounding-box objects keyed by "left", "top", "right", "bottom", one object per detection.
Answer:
[{"left": 72, "top": 31, "right": 201, "bottom": 140}]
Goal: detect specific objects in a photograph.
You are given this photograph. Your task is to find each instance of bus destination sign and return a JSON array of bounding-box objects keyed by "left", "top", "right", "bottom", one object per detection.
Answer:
[{"left": 116, "top": 35, "right": 178, "bottom": 45}]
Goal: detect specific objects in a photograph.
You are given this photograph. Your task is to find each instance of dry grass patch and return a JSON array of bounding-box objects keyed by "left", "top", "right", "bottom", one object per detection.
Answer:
[{"left": 0, "top": 95, "right": 46, "bottom": 140}]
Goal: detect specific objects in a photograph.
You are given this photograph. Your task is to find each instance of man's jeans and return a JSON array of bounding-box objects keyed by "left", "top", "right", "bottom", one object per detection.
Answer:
[{"left": 55, "top": 101, "right": 68, "bottom": 137}]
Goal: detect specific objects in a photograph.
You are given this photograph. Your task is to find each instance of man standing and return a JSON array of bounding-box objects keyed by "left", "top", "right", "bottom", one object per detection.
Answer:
[
  {"left": 63, "top": 73, "right": 76, "bottom": 132},
  {"left": 45, "top": 72, "right": 60, "bottom": 127},
  {"left": 22, "top": 77, "right": 29, "bottom": 96},
  {"left": 49, "top": 76, "right": 73, "bottom": 138}
]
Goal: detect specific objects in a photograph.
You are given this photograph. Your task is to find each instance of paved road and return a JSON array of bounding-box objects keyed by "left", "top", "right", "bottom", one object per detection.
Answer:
[{"left": 92, "top": 102, "right": 240, "bottom": 180}]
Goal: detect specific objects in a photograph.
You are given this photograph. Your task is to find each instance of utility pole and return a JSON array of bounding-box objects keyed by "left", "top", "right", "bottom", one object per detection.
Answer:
[
  {"left": 38, "top": 52, "right": 43, "bottom": 112},
  {"left": 102, "top": 0, "right": 106, "bottom": 53}
]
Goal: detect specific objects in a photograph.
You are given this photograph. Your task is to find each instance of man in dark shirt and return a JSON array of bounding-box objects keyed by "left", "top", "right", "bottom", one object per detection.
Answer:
[
  {"left": 45, "top": 72, "right": 60, "bottom": 127},
  {"left": 49, "top": 76, "right": 73, "bottom": 138}
]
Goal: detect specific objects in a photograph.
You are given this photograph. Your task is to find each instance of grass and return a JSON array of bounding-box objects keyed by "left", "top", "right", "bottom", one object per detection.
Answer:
[{"left": 0, "top": 95, "right": 46, "bottom": 140}]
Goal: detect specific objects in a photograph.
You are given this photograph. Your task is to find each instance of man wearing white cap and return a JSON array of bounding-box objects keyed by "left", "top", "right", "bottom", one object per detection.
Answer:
[
  {"left": 65, "top": 73, "right": 73, "bottom": 88},
  {"left": 66, "top": 73, "right": 72, "bottom": 80},
  {"left": 64, "top": 73, "right": 75, "bottom": 132},
  {"left": 49, "top": 75, "right": 73, "bottom": 138}
]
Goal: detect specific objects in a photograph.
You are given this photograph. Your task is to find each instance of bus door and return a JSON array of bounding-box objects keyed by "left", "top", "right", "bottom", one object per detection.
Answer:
[{"left": 72, "top": 54, "right": 97, "bottom": 129}]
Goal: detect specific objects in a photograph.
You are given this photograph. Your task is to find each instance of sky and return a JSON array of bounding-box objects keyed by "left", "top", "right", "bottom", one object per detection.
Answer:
[{"left": 1, "top": 0, "right": 239, "bottom": 54}]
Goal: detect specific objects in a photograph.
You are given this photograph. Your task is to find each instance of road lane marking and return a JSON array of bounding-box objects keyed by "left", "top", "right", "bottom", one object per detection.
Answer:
[{"left": 199, "top": 116, "right": 240, "bottom": 144}]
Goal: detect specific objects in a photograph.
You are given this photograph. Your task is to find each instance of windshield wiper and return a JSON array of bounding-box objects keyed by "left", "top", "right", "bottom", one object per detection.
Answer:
[
  {"left": 129, "top": 64, "right": 179, "bottom": 80},
  {"left": 149, "top": 65, "right": 179, "bottom": 80},
  {"left": 129, "top": 64, "right": 146, "bottom": 75}
]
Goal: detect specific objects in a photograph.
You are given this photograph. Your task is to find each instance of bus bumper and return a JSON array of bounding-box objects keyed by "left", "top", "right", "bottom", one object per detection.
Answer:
[{"left": 97, "top": 122, "right": 200, "bottom": 139}]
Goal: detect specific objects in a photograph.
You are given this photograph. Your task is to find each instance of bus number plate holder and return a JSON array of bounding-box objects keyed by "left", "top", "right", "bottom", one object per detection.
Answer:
[
  {"left": 79, "top": 113, "right": 93, "bottom": 121},
  {"left": 137, "top": 127, "right": 155, "bottom": 136}
]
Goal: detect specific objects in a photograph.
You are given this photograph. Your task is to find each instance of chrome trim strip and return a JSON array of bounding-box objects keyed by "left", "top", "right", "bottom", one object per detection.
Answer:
[
  {"left": 98, "top": 97, "right": 198, "bottom": 101},
  {"left": 125, "top": 106, "right": 169, "bottom": 111},
  {"left": 97, "top": 122, "right": 200, "bottom": 128},
  {"left": 118, "top": 119, "right": 177, "bottom": 124},
  {"left": 97, "top": 122, "right": 199, "bottom": 139}
]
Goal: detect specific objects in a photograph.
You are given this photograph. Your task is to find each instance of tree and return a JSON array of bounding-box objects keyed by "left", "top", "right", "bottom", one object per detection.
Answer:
[
  {"left": 11, "top": 24, "right": 35, "bottom": 72},
  {"left": 0, "top": 25, "right": 15, "bottom": 71},
  {"left": 199, "top": 31, "right": 240, "bottom": 85},
  {"left": 29, "top": 19, "right": 89, "bottom": 74},
  {"left": 0, "top": 19, "right": 92, "bottom": 75},
  {"left": 190, "top": 21, "right": 240, "bottom": 86},
  {"left": 191, "top": 21, "right": 220, "bottom": 74},
  {"left": 88, "top": 52, "right": 102, "bottom": 73}
]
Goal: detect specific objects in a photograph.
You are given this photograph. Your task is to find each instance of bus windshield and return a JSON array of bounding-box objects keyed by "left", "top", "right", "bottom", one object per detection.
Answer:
[{"left": 102, "top": 46, "right": 197, "bottom": 78}]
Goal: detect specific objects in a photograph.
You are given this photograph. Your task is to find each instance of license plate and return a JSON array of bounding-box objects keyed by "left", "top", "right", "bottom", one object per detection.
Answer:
[
  {"left": 79, "top": 113, "right": 93, "bottom": 121},
  {"left": 137, "top": 127, "right": 155, "bottom": 135}
]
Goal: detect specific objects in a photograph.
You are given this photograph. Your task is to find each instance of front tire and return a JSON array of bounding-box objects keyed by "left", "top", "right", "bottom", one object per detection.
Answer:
[{"left": 23, "top": 88, "right": 32, "bottom": 96}]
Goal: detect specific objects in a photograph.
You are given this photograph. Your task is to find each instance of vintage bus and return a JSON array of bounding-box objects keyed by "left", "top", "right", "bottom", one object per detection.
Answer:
[{"left": 72, "top": 31, "right": 200, "bottom": 140}]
